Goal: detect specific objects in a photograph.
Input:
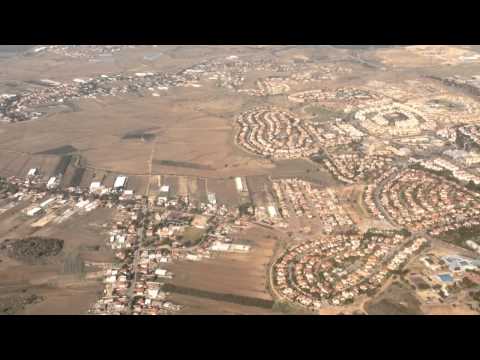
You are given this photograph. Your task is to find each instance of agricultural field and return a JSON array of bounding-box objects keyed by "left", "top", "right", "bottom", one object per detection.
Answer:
[{"left": 165, "top": 224, "right": 285, "bottom": 314}]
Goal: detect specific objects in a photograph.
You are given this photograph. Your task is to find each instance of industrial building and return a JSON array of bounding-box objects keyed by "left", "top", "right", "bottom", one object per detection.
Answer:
[
  {"left": 27, "top": 168, "right": 39, "bottom": 177},
  {"left": 26, "top": 207, "right": 43, "bottom": 217},
  {"left": 207, "top": 192, "right": 217, "bottom": 205},
  {"left": 267, "top": 205, "right": 278, "bottom": 218},
  {"left": 158, "top": 185, "right": 171, "bottom": 203},
  {"left": 235, "top": 177, "right": 245, "bottom": 192},
  {"left": 46, "top": 177, "right": 58, "bottom": 190},
  {"left": 113, "top": 176, "right": 128, "bottom": 190}
]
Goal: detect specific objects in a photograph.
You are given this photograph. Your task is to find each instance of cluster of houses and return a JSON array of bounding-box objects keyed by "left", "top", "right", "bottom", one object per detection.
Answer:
[
  {"left": 91, "top": 264, "right": 134, "bottom": 315},
  {"left": 0, "top": 68, "right": 207, "bottom": 123},
  {"left": 322, "top": 152, "right": 393, "bottom": 184},
  {"left": 238, "top": 77, "right": 291, "bottom": 97},
  {"left": 236, "top": 107, "right": 318, "bottom": 160},
  {"left": 179, "top": 55, "right": 314, "bottom": 92},
  {"left": 288, "top": 87, "right": 379, "bottom": 105},
  {"left": 89, "top": 179, "right": 259, "bottom": 314},
  {"left": 375, "top": 168, "right": 480, "bottom": 236},
  {"left": 90, "top": 196, "right": 186, "bottom": 314},
  {"left": 362, "top": 166, "right": 401, "bottom": 221},
  {"left": 273, "top": 230, "right": 424, "bottom": 310},
  {"left": 290, "top": 65, "right": 353, "bottom": 82},
  {"left": 238, "top": 65, "right": 353, "bottom": 97},
  {"left": 32, "top": 45, "right": 142, "bottom": 59},
  {"left": 272, "top": 179, "right": 355, "bottom": 233},
  {"left": 386, "top": 237, "right": 428, "bottom": 271}
]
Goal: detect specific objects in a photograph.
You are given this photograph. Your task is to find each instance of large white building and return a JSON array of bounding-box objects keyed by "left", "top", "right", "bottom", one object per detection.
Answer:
[
  {"left": 235, "top": 177, "right": 245, "bottom": 192},
  {"left": 26, "top": 207, "right": 42, "bottom": 217},
  {"left": 27, "top": 168, "right": 39, "bottom": 177},
  {"left": 90, "top": 181, "right": 102, "bottom": 193},
  {"left": 46, "top": 177, "right": 58, "bottom": 190},
  {"left": 113, "top": 176, "right": 127, "bottom": 190},
  {"left": 267, "top": 205, "right": 278, "bottom": 218},
  {"left": 207, "top": 192, "right": 217, "bottom": 205}
]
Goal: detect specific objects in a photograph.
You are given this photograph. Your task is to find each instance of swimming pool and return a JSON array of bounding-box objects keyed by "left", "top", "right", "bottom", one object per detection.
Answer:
[{"left": 438, "top": 274, "right": 454, "bottom": 283}]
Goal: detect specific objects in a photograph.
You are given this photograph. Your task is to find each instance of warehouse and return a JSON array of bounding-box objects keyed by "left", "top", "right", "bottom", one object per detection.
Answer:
[
  {"left": 235, "top": 177, "right": 245, "bottom": 192},
  {"left": 26, "top": 207, "right": 43, "bottom": 217},
  {"left": 47, "top": 177, "right": 58, "bottom": 190},
  {"left": 158, "top": 185, "right": 171, "bottom": 203},
  {"left": 207, "top": 192, "right": 217, "bottom": 205},
  {"left": 27, "top": 168, "right": 39, "bottom": 177},
  {"left": 40, "top": 198, "right": 56, "bottom": 209},
  {"left": 113, "top": 176, "right": 128, "bottom": 190},
  {"left": 267, "top": 205, "right": 278, "bottom": 218}
]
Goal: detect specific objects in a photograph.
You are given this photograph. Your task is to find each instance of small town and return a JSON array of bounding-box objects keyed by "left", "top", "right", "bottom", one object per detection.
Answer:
[{"left": 1, "top": 45, "right": 480, "bottom": 316}]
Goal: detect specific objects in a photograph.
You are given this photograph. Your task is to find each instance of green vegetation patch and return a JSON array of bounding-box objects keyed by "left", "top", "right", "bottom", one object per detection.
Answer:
[{"left": 179, "top": 227, "right": 206, "bottom": 247}]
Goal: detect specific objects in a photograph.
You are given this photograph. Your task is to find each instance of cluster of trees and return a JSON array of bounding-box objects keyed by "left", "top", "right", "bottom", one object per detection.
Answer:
[
  {"left": 0, "top": 177, "right": 19, "bottom": 195},
  {"left": 0, "top": 237, "right": 64, "bottom": 263},
  {"left": 439, "top": 224, "right": 480, "bottom": 246},
  {"left": 470, "top": 290, "right": 480, "bottom": 302},
  {"left": 410, "top": 163, "right": 480, "bottom": 193}
]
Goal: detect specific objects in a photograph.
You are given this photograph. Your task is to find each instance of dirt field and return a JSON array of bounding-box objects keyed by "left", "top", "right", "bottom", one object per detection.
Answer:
[
  {"left": 166, "top": 224, "right": 284, "bottom": 314},
  {"left": 206, "top": 178, "right": 241, "bottom": 207},
  {"left": 365, "top": 281, "right": 424, "bottom": 315},
  {"left": 34, "top": 207, "right": 114, "bottom": 257},
  {"left": 421, "top": 304, "right": 478, "bottom": 315},
  {"left": 18, "top": 279, "right": 103, "bottom": 315},
  {"left": 271, "top": 159, "right": 339, "bottom": 187},
  {"left": 0, "top": 251, "right": 104, "bottom": 315},
  {"left": 172, "top": 293, "right": 278, "bottom": 315},
  {"left": 0, "top": 205, "right": 113, "bottom": 315}
]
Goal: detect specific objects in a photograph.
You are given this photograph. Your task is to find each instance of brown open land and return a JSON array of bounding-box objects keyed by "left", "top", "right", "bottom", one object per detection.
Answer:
[
  {"left": 31, "top": 208, "right": 116, "bottom": 266},
  {"left": 0, "top": 253, "right": 104, "bottom": 315},
  {"left": 0, "top": 90, "right": 274, "bottom": 179},
  {"left": 365, "top": 281, "right": 424, "bottom": 315},
  {"left": 246, "top": 175, "right": 272, "bottom": 206},
  {"left": 172, "top": 293, "right": 278, "bottom": 315},
  {"left": 206, "top": 178, "right": 241, "bottom": 207},
  {"left": 421, "top": 304, "right": 478, "bottom": 315},
  {"left": 166, "top": 224, "right": 284, "bottom": 314},
  {"left": 0, "top": 207, "right": 114, "bottom": 314},
  {"left": 271, "top": 159, "right": 339, "bottom": 187}
]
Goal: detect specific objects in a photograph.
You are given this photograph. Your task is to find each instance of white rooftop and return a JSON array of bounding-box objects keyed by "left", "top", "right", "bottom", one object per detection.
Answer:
[{"left": 114, "top": 176, "right": 127, "bottom": 189}]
